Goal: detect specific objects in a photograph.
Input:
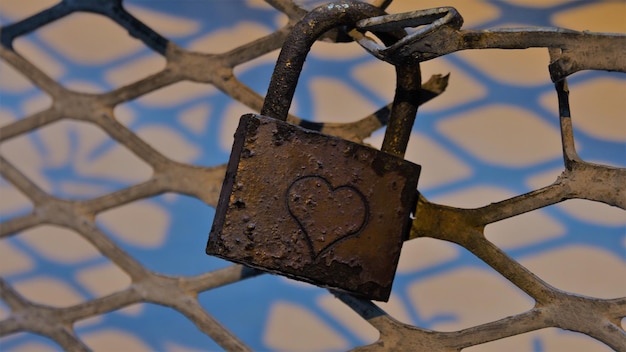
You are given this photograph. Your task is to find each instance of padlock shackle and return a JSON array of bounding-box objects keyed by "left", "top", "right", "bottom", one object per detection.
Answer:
[
  {"left": 261, "top": 1, "right": 422, "bottom": 158},
  {"left": 261, "top": 2, "right": 389, "bottom": 121}
]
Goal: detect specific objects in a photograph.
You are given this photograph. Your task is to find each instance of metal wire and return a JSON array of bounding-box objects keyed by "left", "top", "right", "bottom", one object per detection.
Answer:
[{"left": 0, "top": 0, "right": 624, "bottom": 351}]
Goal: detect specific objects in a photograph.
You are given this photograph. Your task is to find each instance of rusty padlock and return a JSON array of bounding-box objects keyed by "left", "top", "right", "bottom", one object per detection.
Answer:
[{"left": 207, "top": 1, "right": 422, "bottom": 302}]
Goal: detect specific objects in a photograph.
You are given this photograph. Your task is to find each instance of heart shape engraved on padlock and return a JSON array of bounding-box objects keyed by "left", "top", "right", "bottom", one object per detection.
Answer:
[{"left": 287, "top": 175, "right": 369, "bottom": 258}]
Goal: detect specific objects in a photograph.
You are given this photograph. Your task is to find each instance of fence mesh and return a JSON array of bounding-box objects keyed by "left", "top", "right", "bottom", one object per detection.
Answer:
[{"left": 0, "top": 0, "right": 624, "bottom": 351}]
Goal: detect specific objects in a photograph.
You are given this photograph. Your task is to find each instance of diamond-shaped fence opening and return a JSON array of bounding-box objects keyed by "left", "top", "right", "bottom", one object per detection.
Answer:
[
  {"left": 1, "top": 119, "right": 154, "bottom": 200},
  {"left": 0, "top": 1, "right": 624, "bottom": 351},
  {"left": 11, "top": 11, "right": 155, "bottom": 94}
]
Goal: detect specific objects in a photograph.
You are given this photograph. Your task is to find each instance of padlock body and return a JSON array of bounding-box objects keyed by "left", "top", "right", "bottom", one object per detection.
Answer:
[{"left": 207, "top": 114, "right": 420, "bottom": 301}]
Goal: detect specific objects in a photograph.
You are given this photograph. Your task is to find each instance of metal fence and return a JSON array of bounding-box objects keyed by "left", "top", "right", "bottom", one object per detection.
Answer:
[{"left": 1, "top": 0, "right": 624, "bottom": 351}]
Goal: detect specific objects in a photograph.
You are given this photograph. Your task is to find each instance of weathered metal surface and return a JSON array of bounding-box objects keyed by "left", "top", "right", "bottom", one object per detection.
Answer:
[
  {"left": 260, "top": 0, "right": 421, "bottom": 158},
  {"left": 207, "top": 1, "right": 423, "bottom": 301},
  {"left": 260, "top": 1, "right": 401, "bottom": 122},
  {"left": 356, "top": 7, "right": 626, "bottom": 81},
  {"left": 1, "top": 0, "right": 625, "bottom": 350},
  {"left": 207, "top": 114, "right": 420, "bottom": 301}
]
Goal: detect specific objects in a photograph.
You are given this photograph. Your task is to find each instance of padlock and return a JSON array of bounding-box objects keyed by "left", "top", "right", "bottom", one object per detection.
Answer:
[{"left": 207, "top": 1, "right": 422, "bottom": 302}]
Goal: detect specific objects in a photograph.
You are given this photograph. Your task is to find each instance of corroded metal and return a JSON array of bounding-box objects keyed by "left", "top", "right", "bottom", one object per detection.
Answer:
[
  {"left": 207, "top": 1, "right": 422, "bottom": 301},
  {"left": 260, "top": 0, "right": 422, "bottom": 158},
  {"left": 356, "top": 7, "right": 626, "bottom": 81},
  {"left": 0, "top": 0, "right": 624, "bottom": 350},
  {"left": 207, "top": 114, "right": 420, "bottom": 301}
]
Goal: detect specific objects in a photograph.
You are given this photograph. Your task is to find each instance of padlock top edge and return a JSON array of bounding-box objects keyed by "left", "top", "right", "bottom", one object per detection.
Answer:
[{"left": 251, "top": 114, "right": 421, "bottom": 168}]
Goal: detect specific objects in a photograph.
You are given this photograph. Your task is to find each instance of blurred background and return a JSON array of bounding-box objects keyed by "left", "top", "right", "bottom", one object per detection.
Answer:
[{"left": 0, "top": 0, "right": 624, "bottom": 351}]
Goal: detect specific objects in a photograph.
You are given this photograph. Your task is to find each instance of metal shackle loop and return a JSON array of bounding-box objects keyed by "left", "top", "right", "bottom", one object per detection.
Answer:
[
  {"left": 261, "top": 1, "right": 422, "bottom": 158},
  {"left": 261, "top": 2, "right": 388, "bottom": 121}
]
